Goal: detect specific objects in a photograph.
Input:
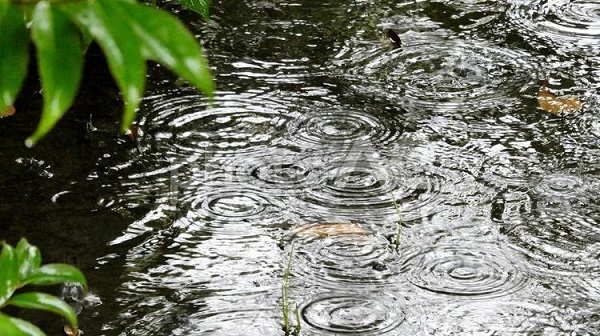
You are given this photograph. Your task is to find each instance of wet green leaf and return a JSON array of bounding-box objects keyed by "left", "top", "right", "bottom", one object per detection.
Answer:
[
  {"left": 0, "top": 5, "right": 30, "bottom": 112},
  {"left": 0, "top": 242, "right": 18, "bottom": 306},
  {"left": 15, "top": 238, "right": 41, "bottom": 281},
  {"left": 180, "top": 0, "right": 210, "bottom": 20},
  {"left": 8, "top": 292, "right": 78, "bottom": 328},
  {"left": 61, "top": 0, "right": 146, "bottom": 132},
  {"left": 0, "top": 0, "right": 9, "bottom": 20},
  {"left": 27, "top": 1, "right": 84, "bottom": 146},
  {"left": 75, "top": 20, "right": 93, "bottom": 52},
  {"left": 105, "top": 0, "right": 214, "bottom": 106},
  {"left": 24, "top": 264, "right": 87, "bottom": 291},
  {"left": 0, "top": 313, "right": 44, "bottom": 336}
]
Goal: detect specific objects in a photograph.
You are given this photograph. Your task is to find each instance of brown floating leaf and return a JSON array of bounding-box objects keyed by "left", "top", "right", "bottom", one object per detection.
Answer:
[
  {"left": 292, "top": 223, "right": 372, "bottom": 238},
  {"left": 1, "top": 105, "right": 16, "bottom": 117},
  {"left": 538, "top": 84, "right": 582, "bottom": 115}
]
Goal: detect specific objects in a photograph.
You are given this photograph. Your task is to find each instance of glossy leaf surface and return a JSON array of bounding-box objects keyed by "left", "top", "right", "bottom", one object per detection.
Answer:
[
  {"left": 8, "top": 292, "right": 78, "bottom": 328},
  {"left": 28, "top": 2, "right": 84, "bottom": 146},
  {"left": 0, "top": 313, "right": 44, "bottom": 336},
  {"left": 0, "top": 243, "right": 18, "bottom": 306},
  {"left": 61, "top": 0, "right": 146, "bottom": 132},
  {"left": 110, "top": 0, "right": 213, "bottom": 98},
  {"left": 24, "top": 264, "right": 87, "bottom": 290},
  {"left": 180, "top": 0, "right": 210, "bottom": 20},
  {"left": 0, "top": 5, "right": 30, "bottom": 112}
]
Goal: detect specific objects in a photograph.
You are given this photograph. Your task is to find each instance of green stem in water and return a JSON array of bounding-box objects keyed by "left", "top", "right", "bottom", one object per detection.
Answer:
[
  {"left": 391, "top": 195, "right": 403, "bottom": 250},
  {"left": 282, "top": 244, "right": 294, "bottom": 334},
  {"left": 294, "top": 302, "right": 301, "bottom": 334}
]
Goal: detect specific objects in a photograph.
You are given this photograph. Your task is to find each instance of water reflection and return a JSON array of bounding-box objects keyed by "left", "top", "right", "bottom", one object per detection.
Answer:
[
  {"left": 301, "top": 293, "right": 405, "bottom": 335},
  {"left": 29, "top": 0, "right": 600, "bottom": 334},
  {"left": 292, "top": 232, "right": 396, "bottom": 289},
  {"left": 335, "top": 31, "right": 540, "bottom": 112},
  {"left": 404, "top": 243, "right": 529, "bottom": 298},
  {"left": 508, "top": 0, "right": 600, "bottom": 55},
  {"left": 285, "top": 107, "right": 404, "bottom": 149}
]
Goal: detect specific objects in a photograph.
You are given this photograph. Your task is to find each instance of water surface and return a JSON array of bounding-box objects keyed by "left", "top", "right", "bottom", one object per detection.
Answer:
[{"left": 2, "top": 0, "right": 600, "bottom": 334}]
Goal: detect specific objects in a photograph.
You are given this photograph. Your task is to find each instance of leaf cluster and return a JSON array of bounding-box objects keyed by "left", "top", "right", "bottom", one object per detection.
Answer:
[
  {"left": 0, "top": 0, "right": 213, "bottom": 147},
  {"left": 0, "top": 238, "right": 87, "bottom": 336}
]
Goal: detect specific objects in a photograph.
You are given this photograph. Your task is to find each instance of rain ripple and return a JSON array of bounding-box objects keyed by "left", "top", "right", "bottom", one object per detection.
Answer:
[
  {"left": 143, "top": 89, "right": 291, "bottom": 156},
  {"left": 301, "top": 293, "right": 404, "bottom": 335},
  {"left": 404, "top": 243, "right": 528, "bottom": 299},
  {"left": 183, "top": 185, "right": 285, "bottom": 229},
  {"left": 421, "top": 301, "right": 554, "bottom": 335},
  {"left": 336, "top": 33, "right": 538, "bottom": 110},
  {"left": 508, "top": 0, "right": 600, "bottom": 54},
  {"left": 533, "top": 172, "right": 595, "bottom": 201},
  {"left": 284, "top": 107, "right": 404, "bottom": 150},
  {"left": 507, "top": 212, "right": 600, "bottom": 277},
  {"left": 221, "top": 149, "right": 323, "bottom": 196},
  {"left": 291, "top": 228, "right": 396, "bottom": 289},
  {"left": 295, "top": 151, "right": 450, "bottom": 220}
]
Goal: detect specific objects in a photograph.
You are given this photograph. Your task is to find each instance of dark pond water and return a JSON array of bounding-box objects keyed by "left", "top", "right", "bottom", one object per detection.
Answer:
[{"left": 3, "top": 0, "right": 600, "bottom": 334}]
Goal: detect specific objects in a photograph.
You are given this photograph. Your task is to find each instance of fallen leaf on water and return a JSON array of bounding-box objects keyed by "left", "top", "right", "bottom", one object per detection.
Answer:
[
  {"left": 538, "top": 84, "right": 582, "bottom": 115},
  {"left": 1, "top": 105, "right": 15, "bottom": 117},
  {"left": 292, "top": 223, "right": 372, "bottom": 238}
]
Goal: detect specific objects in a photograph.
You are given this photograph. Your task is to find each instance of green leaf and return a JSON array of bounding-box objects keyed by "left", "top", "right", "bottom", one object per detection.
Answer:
[
  {"left": 0, "top": 4, "right": 30, "bottom": 112},
  {"left": 61, "top": 0, "right": 146, "bottom": 132},
  {"left": 0, "top": 242, "right": 18, "bottom": 306},
  {"left": 27, "top": 1, "right": 84, "bottom": 147},
  {"left": 8, "top": 292, "right": 78, "bottom": 328},
  {"left": 73, "top": 18, "right": 93, "bottom": 52},
  {"left": 24, "top": 264, "right": 87, "bottom": 291},
  {"left": 106, "top": 0, "right": 214, "bottom": 102},
  {"left": 15, "top": 238, "right": 41, "bottom": 281},
  {"left": 179, "top": 0, "right": 210, "bottom": 20},
  {"left": 0, "top": 0, "right": 9, "bottom": 20},
  {"left": 0, "top": 313, "right": 45, "bottom": 336}
]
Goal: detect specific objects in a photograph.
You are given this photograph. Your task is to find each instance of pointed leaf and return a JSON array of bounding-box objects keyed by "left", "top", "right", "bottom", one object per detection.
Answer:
[
  {"left": 0, "top": 4, "right": 30, "bottom": 112},
  {"left": 0, "top": 242, "right": 18, "bottom": 306},
  {"left": 105, "top": 1, "right": 213, "bottom": 100},
  {"left": 179, "top": 0, "right": 210, "bottom": 20},
  {"left": 61, "top": 0, "right": 145, "bottom": 132},
  {"left": 15, "top": 238, "right": 41, "bottom": 281},
  {"left": 24, "top": 264, "right": 87, "bottom": 291},
  {"left": 27, "top": 2, "right": 84, "bottom": 146},
  {"left": 8, "top": 292, "right": 78, "bottom": 328},
  {"left": 0, "top": 0, "right": 9, "bottom": 20},
  {"left": 0, "top": 313, "right": 45, "bottom": 336}
]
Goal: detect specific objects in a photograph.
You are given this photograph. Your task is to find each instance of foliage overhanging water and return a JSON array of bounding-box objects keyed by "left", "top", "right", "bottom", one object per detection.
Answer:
[{"left": 3, "top": 0, "right": 600, "bottom": 334}]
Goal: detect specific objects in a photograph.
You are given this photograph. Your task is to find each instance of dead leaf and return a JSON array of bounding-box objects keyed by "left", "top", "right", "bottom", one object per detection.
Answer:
[
  {"left": 538, "top": 84, "right": 582, "bottom": 115},
  {"left": 292, "top": 223, "right": 371, "bottom": 238},
  {"left": 64, "top": 325, "right": 83, "bottom": 336},
  {"left": 1, "top": 105, "right": 15, "bottom": 117}
]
